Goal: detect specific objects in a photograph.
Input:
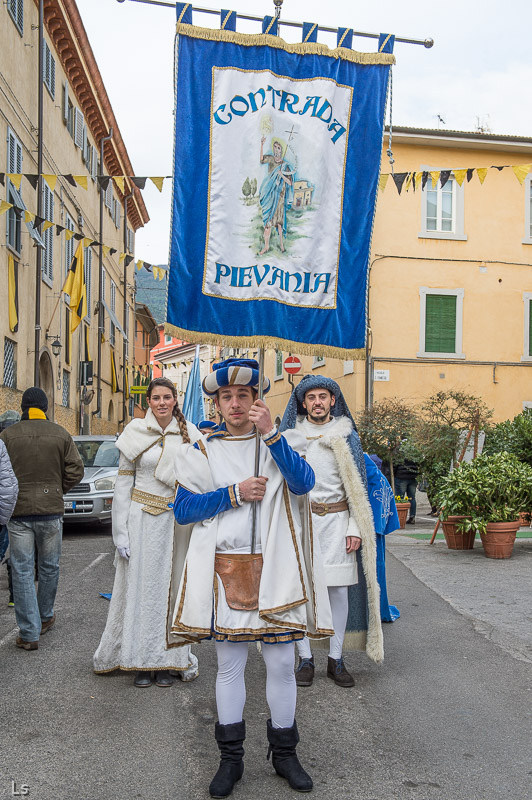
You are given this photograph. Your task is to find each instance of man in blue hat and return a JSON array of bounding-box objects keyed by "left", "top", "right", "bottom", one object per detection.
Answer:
[
  {"left": 170, "top": 358, "right": 333, "bottom": 798},
  {"left": 280, "top": 374, "right": 399, "bottom": 688}
]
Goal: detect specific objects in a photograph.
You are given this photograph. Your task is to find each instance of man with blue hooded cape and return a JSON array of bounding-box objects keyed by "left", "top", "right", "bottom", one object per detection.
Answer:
[{"left": 280, "top": 374, "right": 399, "bottom": 687}]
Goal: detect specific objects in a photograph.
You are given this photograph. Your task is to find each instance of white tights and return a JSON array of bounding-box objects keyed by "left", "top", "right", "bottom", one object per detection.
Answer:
[
  {"left": 297, "top": 585, "right": 349, "bottom": 661},
  {"left": 215, "top": 640, "right": 297, "bottom": 729}
]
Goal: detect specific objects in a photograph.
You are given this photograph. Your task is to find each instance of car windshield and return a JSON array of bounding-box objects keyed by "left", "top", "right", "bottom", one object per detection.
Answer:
[{"left": 75, "top": 440, "right": 119, "bottom": 468}]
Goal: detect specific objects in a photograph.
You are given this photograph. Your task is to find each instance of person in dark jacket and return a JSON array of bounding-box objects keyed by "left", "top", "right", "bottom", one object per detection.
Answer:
[
  {"left": 0, "top": 388, "right": 83, "bottom": 650},
  {"left": 0, "top": 410, "right": 21, "bottom": 606},
  {"left": 394, "top": 460, "right": 419, "bottom": 524}
]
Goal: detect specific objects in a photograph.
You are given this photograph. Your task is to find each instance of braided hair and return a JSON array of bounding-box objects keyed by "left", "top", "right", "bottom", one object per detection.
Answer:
[{"left": 146, "top": 377, "right": 190, "bottom": 443}]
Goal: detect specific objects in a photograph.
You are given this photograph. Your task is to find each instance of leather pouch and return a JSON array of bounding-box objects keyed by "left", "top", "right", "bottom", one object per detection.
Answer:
[{"left": 214, "top": 553, "right": 263, "bottom": 611}]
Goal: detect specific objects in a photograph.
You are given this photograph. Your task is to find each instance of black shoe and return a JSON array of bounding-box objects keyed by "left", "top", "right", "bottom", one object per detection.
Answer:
[
  {"left": 133, "top": 671, "right": 153, "bottom": 688},
  {"left": 266, "top": 719, "right": 312, "bottom": 792},
  {"left": 209, "top": 720, "right": 245, "bottom": 798},
  {"left": 154, "top": 670, "right": 176, "bottom": 687},
  {"left": 327, "top": 656, "right": 355, "bottom": 688},
  {"left": 406, "top": 517, "right": 416, "bottom": 525},
  {"left": 295, "top": 657, "right": 314, "bottom": 687}
]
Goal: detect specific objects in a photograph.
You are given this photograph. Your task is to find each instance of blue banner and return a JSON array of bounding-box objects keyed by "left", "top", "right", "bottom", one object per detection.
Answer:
[{"left": 167, "top": 23, "right": 394, "bottom": 357}]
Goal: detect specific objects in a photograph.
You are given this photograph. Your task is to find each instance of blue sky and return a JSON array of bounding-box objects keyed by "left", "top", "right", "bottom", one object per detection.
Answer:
[{"left": 76, "top": 0, "right": 532, "bottom": 264}]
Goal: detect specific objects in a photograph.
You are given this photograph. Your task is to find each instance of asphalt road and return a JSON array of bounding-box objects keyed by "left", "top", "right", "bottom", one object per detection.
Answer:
[{"left": 0, "top": 525, "right": 530, "bottom": 800}]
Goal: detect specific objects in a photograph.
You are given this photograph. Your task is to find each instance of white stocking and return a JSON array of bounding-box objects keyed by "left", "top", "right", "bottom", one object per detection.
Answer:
[
  {"left": 328, "top": 585, "right": 349, "bottom": 660},
  {"left": 261, "top": 642, "right": 297, "bottom": 729},
  {"left": 215, "top": 641, "right": 248, "bottom": 725}
]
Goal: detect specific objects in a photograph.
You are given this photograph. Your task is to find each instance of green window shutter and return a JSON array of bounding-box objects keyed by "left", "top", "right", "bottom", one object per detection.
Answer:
[
  {"left": 425, "top": 294, "right": 456, "bottom": 353},
  {"left": 529, "top": 299, "right": 532, "bottom": 357}
]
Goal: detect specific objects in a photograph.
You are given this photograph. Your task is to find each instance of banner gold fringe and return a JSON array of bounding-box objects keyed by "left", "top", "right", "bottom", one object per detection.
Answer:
[
  {"left": 175, "top": 23, "right": 396, "bottom": 66},
  {"left": 163, "top": 323, "right": 367, "bottom": 361}
]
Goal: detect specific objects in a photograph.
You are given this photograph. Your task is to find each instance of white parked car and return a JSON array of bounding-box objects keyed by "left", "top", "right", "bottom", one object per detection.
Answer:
[{"left": 64, "top": 435, "right": 119, "bottom": 527}]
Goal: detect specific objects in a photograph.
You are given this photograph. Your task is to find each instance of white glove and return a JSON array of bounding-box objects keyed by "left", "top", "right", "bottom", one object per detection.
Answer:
[{"left": 117, "top": 546, "right": 130, "bottom": 560}]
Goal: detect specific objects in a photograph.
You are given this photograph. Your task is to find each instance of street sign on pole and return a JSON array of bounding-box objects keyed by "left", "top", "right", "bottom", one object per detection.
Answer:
[{"left": 283, "top": 356, "right": 302, "bottom": 375}]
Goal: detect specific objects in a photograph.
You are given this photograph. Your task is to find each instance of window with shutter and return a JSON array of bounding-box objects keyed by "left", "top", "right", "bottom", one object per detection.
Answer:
[
  {"left": 64, "top": 212, "right": 75, "bottom": 282},
  {"left": 420, "top": 170, "right": 466, "bottom": 242},
  {"left": 523, "top": 293, "right": 532, "bottom": 361},
  {"left": 43, "top": 41, "right": 55, "bottom": 99},
  {"left": 62, "top": 82, "right": 69, "bottom": 124},
  {"left": 105, "top": 181, "right": 113, "bottom": 210},
  {"left": 110, "top": 280, "right": 117, "bottom": 346},
  {"left": 91, "top": 147, "right": 98, "bottom": 181},
  {"left": 7, "top": 129, "right": 23, "bottom": 254},
  {"left": 74, "top": 108, "right": 84, "bottom": 149},
  {"left": 424, "top": 294, "right": 456, "bottom": 353},
  {"left": 42, "top": 185, "right": 54, "bottom": 283},
  {"left": 8, "top": 0, "right": 24, "bottom": 35},
  {"left": 418, "top": 287, "right": 464, "bottom": 359},
  {"left": 529, "top": 299, "right": 532, "bottom": 358}
]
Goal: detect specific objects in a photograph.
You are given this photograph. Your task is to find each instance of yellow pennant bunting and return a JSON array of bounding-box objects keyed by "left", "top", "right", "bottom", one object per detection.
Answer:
[
  {"left": 65, "top": 229, "right": 75, "bottom": 241},
  {"left": 0, "top": 200, "right": 13, "bottom": 216},
  {"left": 430, "top": 171, "right": 440, "bottom": 189},
  {"left": 42, "top": 220, "right": 54, "bottom": 232},
  {"left": 102, "top": 245, "right": 111, "bottom": 258},
  {"left": 6, "top": 174, "right": 22, "bottom": 190},
  {"left": 43, "top": 174, "right": 57, "bottom": 192},
  {"left": 159, "top": 269, "right": 165, "bottom": 281},
  {"left": 153, "top": 267, "right": 159, "bottom": 280},
  {"left": 512, "top": 164, "right": 531, "bottom": 185},
  {"left": 150, "top": 177, "right": 165, "bottom": 192},
  {"left": 378, "top": 174, "right": 389, "bottom": 192},
  {"left": 403, "top": 172, "right": 413, "bottom": 192},
  {"left": 137, "top": 260, "right": 144, "bottom": 271},
  {"left": 476, "top": 168, "right": 488, "bottom": 185},
  {"left": 73, "top": 175, "right": 88, "bottom": 190},
  {"left": 24, "top": 210, "right": 35, "bottom": 223},
  {"left": 82, "top": 237, "right": 93, "bottom": 248},
  {"left": 8, "top": 254, "right": 18, "bottom": 333},
  {"left": 453, "top": 169, "right": 467, "bottom": 187},
  {"left": 414, "top": 172, "right": 423, "bottom": 190},
  {"left": 119, "top": 253, "right": 126, "bottom": 264},
  {"left": 113, "top": 176, "right": 125, "bottom": 194}
]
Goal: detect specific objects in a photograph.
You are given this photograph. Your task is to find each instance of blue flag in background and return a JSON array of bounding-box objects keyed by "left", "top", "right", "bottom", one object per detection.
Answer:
[
  {"left": 167, "top": 19, "right": 394, "bottom": 358},
  {"left": 182, "top": 346, "right": 205, "bottom": 425}
]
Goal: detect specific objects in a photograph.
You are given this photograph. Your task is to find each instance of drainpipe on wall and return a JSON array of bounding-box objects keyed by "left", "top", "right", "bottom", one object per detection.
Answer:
[
  {"left": 118, "top": 188, "right": 134, "bottom": 426},
  {"left": 92, "top": 127, "right": 113, "bottom": 420},
  {"left": 34, "top": 0, "right": 44, "bottom": 387}
]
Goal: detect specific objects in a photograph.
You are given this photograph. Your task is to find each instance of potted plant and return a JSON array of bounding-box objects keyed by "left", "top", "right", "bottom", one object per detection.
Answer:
[
  {"left": 434, "top": 469, "right": 477, "bottom": 550},
  {"left": 437, "top": 452, "right": 532, "bottom": 559},
  {"left": 394, "top": 494, "right": 411, "bottom": 529}
]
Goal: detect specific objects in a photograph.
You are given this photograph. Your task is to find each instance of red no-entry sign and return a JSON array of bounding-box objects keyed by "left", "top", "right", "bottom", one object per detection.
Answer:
[{"left": 283, "top": 356, "right": 302, "bottom": 375}]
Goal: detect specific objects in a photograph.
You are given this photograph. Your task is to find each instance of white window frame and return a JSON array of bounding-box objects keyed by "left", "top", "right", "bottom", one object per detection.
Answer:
[
  {"left": 274, "top": 350, "right": 283, "bottom": 381},
  {"left": 523, "top": 176, "right": 532, "bottom": 245},
  {"left": 8, "top": 0, "right": 24, "bottom": 36},
  {"left": 418, "top": 287, "right": 465, "bottom": 359},
  {"left": 91, "top": 146, "right": 98, "bottom": 181},
  {"left": 43, "top": 40, "right": 55, "bottom": 99},
  {"left": 105, "top": 181, "right": 113, "bottom": 211},
  {"left": 419, "top": 171, "right": 467, "bottom": 241},
  {"left": 522, "top": 292, "right": 532, "bottom": 361}
]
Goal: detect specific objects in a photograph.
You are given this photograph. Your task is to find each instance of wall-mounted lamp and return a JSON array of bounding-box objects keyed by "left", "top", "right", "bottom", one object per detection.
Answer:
[{"left": 46, "top": 333, "right": 63, "bottom": 358}]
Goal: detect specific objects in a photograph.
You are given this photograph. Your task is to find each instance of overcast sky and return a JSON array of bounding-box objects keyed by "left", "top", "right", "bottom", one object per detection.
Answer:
[{"left": 76, "top": 0, "right": 532, "bottom": 265}]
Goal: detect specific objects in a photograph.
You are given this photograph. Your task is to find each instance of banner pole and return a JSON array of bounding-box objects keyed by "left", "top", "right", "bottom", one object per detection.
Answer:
[{"left": 250, "top": 346, "right": 265, "bottom": 553}]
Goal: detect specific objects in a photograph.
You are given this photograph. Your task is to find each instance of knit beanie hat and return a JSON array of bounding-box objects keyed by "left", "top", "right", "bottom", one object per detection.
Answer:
[{"left": 21, "top": 387, "right": 48, "bottom": 413}]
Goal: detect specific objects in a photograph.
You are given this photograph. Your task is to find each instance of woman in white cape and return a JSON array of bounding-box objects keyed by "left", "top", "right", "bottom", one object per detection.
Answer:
[{"left": 93, "top": 378, "right": 200, "bottom": 687}]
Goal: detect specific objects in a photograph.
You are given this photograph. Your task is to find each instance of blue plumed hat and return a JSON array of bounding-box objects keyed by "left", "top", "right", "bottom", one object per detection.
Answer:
[{"left": 202, "top": 358, "right": 270, "bottom": 397}]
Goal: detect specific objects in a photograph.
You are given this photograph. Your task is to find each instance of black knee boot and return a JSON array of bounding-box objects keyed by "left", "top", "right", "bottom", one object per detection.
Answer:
[
  {"left": 209, "top": 720, "right": 245, "bottom": 798},
  {"left": 266, "top": 719, "right": 312, "bottom": 792}
]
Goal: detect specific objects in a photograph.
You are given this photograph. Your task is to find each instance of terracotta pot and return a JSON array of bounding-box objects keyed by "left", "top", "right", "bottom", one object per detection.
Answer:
[
  {"left": 479, "top": 520, "right": 520, "bottom": 559},
  {"left": 518, "top": 511, "right": 531, "bottom": 528},
  {"left": 395, "top": 502, "right": 411, "bottom": 530},
  {"left": 441, "top": 516, "right": 475, "bottom": 550}
]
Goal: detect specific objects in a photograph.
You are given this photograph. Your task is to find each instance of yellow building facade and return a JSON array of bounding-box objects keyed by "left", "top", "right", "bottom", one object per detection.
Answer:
[
  {"left": 0, "top": 0, "right": 148, "bottom": 434},
  {"left": 264, "top": 128, "right": 532, "bottom": 425}
]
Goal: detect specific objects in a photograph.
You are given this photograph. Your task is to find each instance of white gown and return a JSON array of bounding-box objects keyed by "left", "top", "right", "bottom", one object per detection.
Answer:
[{"left": 93, "top": 442, "right": 198, "bottom": 675}]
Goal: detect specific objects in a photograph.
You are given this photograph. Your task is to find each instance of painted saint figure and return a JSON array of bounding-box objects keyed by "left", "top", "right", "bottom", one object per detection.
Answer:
[{"left": 259, "top": 136, "right": 294, "bottom": 255}]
